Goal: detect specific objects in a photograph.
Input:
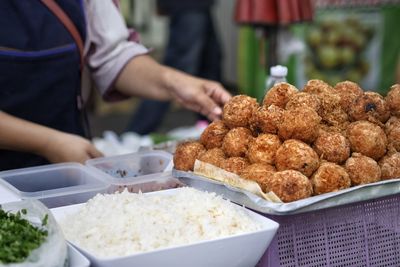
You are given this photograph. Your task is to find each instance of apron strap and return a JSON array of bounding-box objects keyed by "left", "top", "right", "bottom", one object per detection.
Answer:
[{"left": 40, "top": 0, "right": 84, "bottom": 68}]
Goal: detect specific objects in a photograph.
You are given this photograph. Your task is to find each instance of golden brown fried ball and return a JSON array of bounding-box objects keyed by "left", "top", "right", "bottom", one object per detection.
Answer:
[
  {"left": 199, "top": 120, "right": 229, "bottom": 149},
  {"left": 278, "top": 107, "right": 321, "bottom": 143},
  {"left": 197, "top": 148, "right": 226, "bottom": 168},
  {"left": 249, "top": 105, "right": 284, "bottom": 134},
  {"left": 346, "top": 121, "right": 387, "bottom": 160},
  {"left": 385, "top": 116, "right": 400, "bottom": 133},
  {"left": 349, "top": 92, "right": 390, "bottom": 123},
  {"left": 222, "top": 127, "right": 253, "bottom": 157},
  {"left": 385, "top": 84, "right": 400, "bottom": 116},
  {"left": 247, "top": 134, "right": 281, "bottom": 165},
  {"left": 313, "top": 131, "right": 350, "bottom": 164},
  {"left": 345, "top": 153, "right": 381, "bottom": 186},
  {"left": 379, "top": 152, "right": 400, "bottom": 180},
  {"left": 334, "top": 81, "right": 363, "bottom": 112},
  {"left": 173, "top": 141, "right": 205, "bottom": 171},
  {"left": 220, "top": 157, "right": 249, "bottom": 175},
  {"left": 285, "top": 92, "right": 322, "bottom": 115},
  {"left": 303, "top": 79, "right": 334, "bottom": 95},
  {"left": 275, "top": 139, "right": 320, "bottom": 177},
  {"left": 222, "top": 95, "right": 259, "bottom": 128},
  {"left": 240, "top": 163, "right": 276, "bottom": 192},
  {"left": 322, "top": 108, "right": 349, "bottom": 127},
  {"left": 265, "top": 170, "right": 313, "bottom": 202},
  {"left": 262, "top": 82, "right": 299, "bottom": 108},
  {"left": 311, "top": 162, "right": 351, "bottom": 195}
]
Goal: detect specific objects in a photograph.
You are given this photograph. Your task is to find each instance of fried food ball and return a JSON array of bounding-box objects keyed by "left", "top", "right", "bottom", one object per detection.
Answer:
[
  {"left": 173, "top": 141, "right": 205, "bottom": 171},
  {"left": 311, "top": 162, "right": 351, "bottom": 195},
  {"left": 345, "top": 153, "right": 381, "bottom": 186},
  {"left": 199, "top": 120, "right": 229, "bottom": 149},
  {"left": 275, "top": 139, "right": 320, "bottom": 177},
  {"left": 349, "top": 92, "right": 390, "bottom": 123},
  {"left": 277, "top": 107, "right": 321, "bottom": 143},
  {"left": 322, "top": 108, "right": 349, "bottom": 127},
  {"left": 262, "top": 82, "right": 299, "bottom": 108},
  {"left": 223, "top": 95, "right": 259, "bottom": 128},
  {"left": 385, "top": 84, "right": 400, "bottom": 116},
  {"left": 379, "top": 152, "right": 400, "bottom": 180},
  {"left": 197, "top": 148, "right": 226, "bottom": 168},
  {"left": 265, "top": 170, "right": 313, "bottom": 202},
  {"left": 385, "top": 117, "right": 400, "bottom": 152},
  {"left": 220, "top": 157, "right": 249, "bottom": 175},
  {"left": 313, "top": 131, "right": 350, "bottom": 164},
  {"left": 222, "top": 127, "right": 253, "bottom": 157},
  {"left": 334, "top": 81, "right": 363, "bottom": 112},
  {"left": 240, "top": 163, "right": 276, "bottom": 192},
  {"left": 346, "top": 121, "right": 387, "bottom": 160},
  {"left": 247, "top": 134, "right": 281, "bottom": 165},
  {"left": 249, "top": 105, "right": 284, "bottom": 134},
  {"left": 303, "top": 79, "right": 334, "bottom": 95},
  {"left": 285, "top": 92, "right": 322, "bottom": 115}
]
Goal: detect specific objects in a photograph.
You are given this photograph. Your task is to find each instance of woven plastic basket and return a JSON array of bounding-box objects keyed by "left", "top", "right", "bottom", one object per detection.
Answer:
[{"left": 256, "top": 193, "right": 400, "bottom": 267}]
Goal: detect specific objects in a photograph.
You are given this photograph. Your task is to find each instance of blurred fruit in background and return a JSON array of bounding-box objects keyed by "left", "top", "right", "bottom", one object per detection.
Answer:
[{"left": 304, "top": 15, "right": 375, "bottom": 86}]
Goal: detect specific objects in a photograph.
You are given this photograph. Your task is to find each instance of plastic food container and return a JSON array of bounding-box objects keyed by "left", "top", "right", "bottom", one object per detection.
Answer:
[
  {"left": 0, "top": 163, "right": 109, "bottom": 208},
  {"left": 86, "top": 151, "right": 183, "bottom": 193},
  {"left": 51, "top": 188, "right": 280, "bottom": 267},
  {"left": 0, "top": 199, "right": 67, "bottom": 267}
]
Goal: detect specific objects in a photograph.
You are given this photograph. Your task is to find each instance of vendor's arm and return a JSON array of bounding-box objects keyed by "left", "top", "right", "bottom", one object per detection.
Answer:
[
  {"left": 84, "top": 0, "right": 231, "bottom": 121},
  {"left": 115, "top": 55, "right": 231, "bottom": 120},
  {"left": 0, "top": 112, "right": 103, "bottom": 164}
]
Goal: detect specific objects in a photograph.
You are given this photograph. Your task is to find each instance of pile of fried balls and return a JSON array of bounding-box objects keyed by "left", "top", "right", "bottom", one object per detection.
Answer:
[{"left": 174, "top": 80, "right": 400, "bottom": 202}]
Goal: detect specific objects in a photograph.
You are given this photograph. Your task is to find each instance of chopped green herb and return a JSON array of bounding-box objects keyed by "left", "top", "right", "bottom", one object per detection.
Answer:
[
  {"left": 41, "top": 214, "right": 48, "bottom": 226},
  {"left": 0, "top": 208, "right": 48, "bottom": 263}
]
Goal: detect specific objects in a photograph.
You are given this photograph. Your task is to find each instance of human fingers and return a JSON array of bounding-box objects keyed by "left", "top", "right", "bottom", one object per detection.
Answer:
[
  {"left": 204, "top": 81, "right": 232, "bottom": 105},
  {"left": 88, "top": 144, "right": 104, "bottom": 159}
]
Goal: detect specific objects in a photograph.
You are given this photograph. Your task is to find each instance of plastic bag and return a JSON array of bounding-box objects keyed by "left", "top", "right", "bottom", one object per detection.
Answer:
[{"left": 0, "top": 200, "right": 67, "bottom": 267}]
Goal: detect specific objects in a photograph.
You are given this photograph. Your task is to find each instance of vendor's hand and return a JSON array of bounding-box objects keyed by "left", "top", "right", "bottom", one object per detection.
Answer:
[
  {"left": 41, "top": 131, "right": 103, "bottom": 164},
  {"left": 166, "top": 70, "right": 232, "bottom": 121}
]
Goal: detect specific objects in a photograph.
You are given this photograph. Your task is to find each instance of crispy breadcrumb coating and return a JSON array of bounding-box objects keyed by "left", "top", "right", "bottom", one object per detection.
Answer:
[
  {"left": 278, "top": 107, "right": 321, "bottom": 143},
  {"left": 346, "top": 121, "right": 387, "bottom": 160},
  {"left": 311, "top": 162, "right": 351, "bottom": 195},
  {"left": 313, "top": 131, "right": 350, "bottom": 164},
  {"left": 262, "top": 82, "right": 299, "bottom": 108},
  {"left": 247, "top": 134, "right": 281, "bottom": 165},
  {"left": 173, "top": 141, "right": 205, "bottom": 171},
  {"left": 223, "top": 95, "right": 259, "bottom": 128},
  {"left": 200, "top": 120, "right": 229, "bottom": 149},
  {"left": 275, "top": 139, "right": 320, "bottom": 177},
  {"left": 265, "top": 170, "right": 313, "bottom": 202},
  {"left": 222, "top": 127, "right": 253, "bottom": 157},
  {"left": 345, "top": 153, "right": 381, "bottom": 186}
]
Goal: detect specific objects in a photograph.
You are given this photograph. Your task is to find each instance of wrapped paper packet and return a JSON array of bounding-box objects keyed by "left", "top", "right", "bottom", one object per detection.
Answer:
[{"left": 193, "top": 160, "right": 282, "bottom": 203}]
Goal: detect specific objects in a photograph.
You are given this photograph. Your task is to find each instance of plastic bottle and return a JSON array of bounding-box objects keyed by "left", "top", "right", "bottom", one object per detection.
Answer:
[{"left": 265, "top": 65, "right": 288, "bottom": 94}]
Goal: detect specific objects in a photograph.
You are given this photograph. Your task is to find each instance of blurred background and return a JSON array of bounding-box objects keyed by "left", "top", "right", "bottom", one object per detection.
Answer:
[{"left": 90, "top": 0, "right": 400, "bottom": 153}]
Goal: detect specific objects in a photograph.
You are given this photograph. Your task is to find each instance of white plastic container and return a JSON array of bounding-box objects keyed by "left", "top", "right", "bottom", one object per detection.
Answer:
[
  {"left": 86, "top": 151, "right": 183, "bottom": 193},
  {"left": 51, "top": 188, "right": 279, "bottom": 267},
  {"left": 0, "top": 163, "right": 109, "bottom": 208}
]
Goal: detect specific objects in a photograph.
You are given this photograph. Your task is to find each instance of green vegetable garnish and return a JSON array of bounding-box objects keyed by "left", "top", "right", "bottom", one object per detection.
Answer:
[{"left": 0, "top": 208, "right": 48, "bottom": 263}]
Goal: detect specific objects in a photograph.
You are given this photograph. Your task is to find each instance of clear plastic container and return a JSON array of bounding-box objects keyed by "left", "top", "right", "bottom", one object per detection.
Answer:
[
  {"left": 0, "top": 163, "right": 109, "bottom": 208},
  {"left": 265, "top": 65, "right": 288, "bottom": 94},
  {"left": 86, "top": 151, "right": 184, "bottom": 193},
  {"left": 0, "top": 199, "right": 67, "bottom": 267}
]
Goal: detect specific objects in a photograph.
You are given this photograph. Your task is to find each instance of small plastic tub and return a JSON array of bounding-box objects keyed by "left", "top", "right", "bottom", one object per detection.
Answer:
[
  {"left": 0, "top": 163, "right": 109, "bottom": 208},
  {"left": 86, "top": 150, "right": 184, "bottom": 193}
]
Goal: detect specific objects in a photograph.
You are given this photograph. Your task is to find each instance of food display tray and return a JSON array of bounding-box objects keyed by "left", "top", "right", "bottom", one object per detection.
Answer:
[
  {"left": 173, "top": 170, "right": 400, "bottom": 267},
  {"left": 173, "top": 169, "right": 400, "bottom": 215}
]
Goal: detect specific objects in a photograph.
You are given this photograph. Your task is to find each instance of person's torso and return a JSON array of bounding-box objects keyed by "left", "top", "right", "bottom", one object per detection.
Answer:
[{"left": 0, "top": 0, "right": 87, "bottom": 170}]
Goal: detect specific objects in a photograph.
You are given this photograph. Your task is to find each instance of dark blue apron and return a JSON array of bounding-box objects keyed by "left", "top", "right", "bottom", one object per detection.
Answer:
[{"left": 0, "top": 0, "right": 86, "bottom": 170}]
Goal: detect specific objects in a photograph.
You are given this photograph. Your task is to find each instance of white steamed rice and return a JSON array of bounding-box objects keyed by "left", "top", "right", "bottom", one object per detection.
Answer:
[{"left": 60, "top": 187, "right": 262, "bottom": 258}]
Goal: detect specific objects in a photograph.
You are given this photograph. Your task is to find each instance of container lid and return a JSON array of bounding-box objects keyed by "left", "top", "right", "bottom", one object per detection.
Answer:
[
  {"left": 270, "top": 65, "right": 288, "bottom": 77},
  {"left": 0, "top": 163, "right": 109, "bottom": 199},
  {"left": 85, "top": 150, "right": 173, "bottom": 185}
]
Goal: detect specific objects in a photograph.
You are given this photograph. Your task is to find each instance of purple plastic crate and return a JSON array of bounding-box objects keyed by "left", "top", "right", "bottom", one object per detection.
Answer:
[{"left": 256, "top": 193, "right": 400, "bottom": 267}]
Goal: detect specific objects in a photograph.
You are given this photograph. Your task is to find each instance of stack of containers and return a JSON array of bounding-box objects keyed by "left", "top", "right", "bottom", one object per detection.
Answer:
[{"left": 0, "top": 151, "right": 179, "bottom": 208}]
